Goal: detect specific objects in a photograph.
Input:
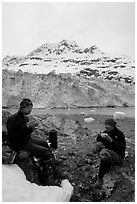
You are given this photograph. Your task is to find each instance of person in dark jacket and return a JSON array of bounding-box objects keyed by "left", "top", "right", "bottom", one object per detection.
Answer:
[
  {"left": 7, "top": 98, "right": 54, "bottom": 161},
  {"left": 7, "top": 98, "right": 66, "bottom": 184},
  {"left": 92, "top": 118, "right": 126, "bottom": 188}
]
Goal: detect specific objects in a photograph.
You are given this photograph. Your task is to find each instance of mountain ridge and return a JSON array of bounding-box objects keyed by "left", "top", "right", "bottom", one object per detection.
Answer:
[{"left": 2, "top": 40, "right": 135, "bottom": 108}]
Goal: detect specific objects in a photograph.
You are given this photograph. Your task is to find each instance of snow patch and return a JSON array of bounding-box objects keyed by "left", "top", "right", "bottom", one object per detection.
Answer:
[{"left": 2, "top": 164, "right": 73, "bottom": 202}]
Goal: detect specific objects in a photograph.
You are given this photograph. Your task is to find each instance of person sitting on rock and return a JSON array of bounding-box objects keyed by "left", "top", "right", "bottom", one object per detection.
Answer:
[
  {"left": 7, "top": 98, "right": 54, "bottom": 160},
  {"left": 92, "top": 118, "right": 126, "bottom": 188},
  {"left": 7, "top": 98, "right": 64, "bottom": 184}
]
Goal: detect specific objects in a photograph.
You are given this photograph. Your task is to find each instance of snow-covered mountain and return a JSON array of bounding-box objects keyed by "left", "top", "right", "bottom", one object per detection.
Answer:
[{"left": 2, "top": 40, "right": 135, "bottom": 108}]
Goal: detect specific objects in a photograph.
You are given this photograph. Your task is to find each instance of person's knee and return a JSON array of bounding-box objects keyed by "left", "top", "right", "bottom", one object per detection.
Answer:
[
  {"left": 92, "top": 142, "right": 105, "bottom": 153},
  {"left": 97, "top": 142, "right": 105, "bottom": 149},
  {"left": 100, "top": 149, "right": 111, "bottom": 162},
  {"left": 44, "top": 149, "right": 51, "bottom": 156},
  {"left": 38, "top": 148, "right": 51, "bottom": 160}
]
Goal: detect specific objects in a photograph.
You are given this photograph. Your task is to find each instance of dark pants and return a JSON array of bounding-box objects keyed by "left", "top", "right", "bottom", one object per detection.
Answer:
[
  {"left": 21, "top": 138, "right": 54, "bottom": 160},
  {"left": 93, "top": 142, "right": 123, "bottom": 179}
]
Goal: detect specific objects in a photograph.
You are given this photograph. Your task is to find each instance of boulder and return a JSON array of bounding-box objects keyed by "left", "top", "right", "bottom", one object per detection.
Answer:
[
  {"left": 84, "top": 117, "right": 94, "bottom": 124},
  {"left": 2, "top": 164, "right": 73, "bottom": 202},
  {"left": 113, "top": 112, "right": 126, "bottom": 120}
]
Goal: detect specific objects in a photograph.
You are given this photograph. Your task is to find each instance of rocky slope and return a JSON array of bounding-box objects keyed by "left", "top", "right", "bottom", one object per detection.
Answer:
[
  {"left": 2, "top": 40, "right": 135, "bottom": 108},
  {"left": 2, "top": 110, "right": 135, "bottom": 202}
]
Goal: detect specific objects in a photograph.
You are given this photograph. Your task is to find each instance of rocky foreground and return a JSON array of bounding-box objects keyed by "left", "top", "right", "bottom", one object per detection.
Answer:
[{"left": 2, "top": 110, "right": 135, "bottom": 202}]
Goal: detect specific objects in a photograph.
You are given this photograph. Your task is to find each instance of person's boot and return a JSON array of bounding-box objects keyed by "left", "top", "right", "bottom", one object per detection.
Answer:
[
  {"left": 39, "top": 159, "right": 55, "bottom": 186},
  {"left": 94, "top": 177, "right": 103, "bottom": 189},
  {"left": 93, "top": 159, "right": 110, "bottom": 189}
]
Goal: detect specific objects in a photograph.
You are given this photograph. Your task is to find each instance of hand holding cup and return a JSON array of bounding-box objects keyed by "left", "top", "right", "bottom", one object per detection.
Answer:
[
  {"left": 100, "top": 133, "right": 112, "bottom": 142},
  {"left": 27, "top": 120, "right": 38, "bottom": 129}
]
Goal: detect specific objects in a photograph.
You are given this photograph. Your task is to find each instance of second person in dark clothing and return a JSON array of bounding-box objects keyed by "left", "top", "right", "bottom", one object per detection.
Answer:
[{"left": 92, "top": 118, "right": 126, "bottom": 188}]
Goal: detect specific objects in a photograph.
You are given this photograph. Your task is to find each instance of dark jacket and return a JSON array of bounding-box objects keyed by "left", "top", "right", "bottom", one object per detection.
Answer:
[
  {"left": 97, "top": 127, "right": 126, "bottom": 159},
  {"left": 7, "top": 110, "right": 33, "bottom": 151}
]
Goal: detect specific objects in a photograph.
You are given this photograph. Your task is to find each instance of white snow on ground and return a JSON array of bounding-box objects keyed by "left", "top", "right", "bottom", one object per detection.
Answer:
[{"left": 2, "top": 164, "right": 73, "bottom": 202}]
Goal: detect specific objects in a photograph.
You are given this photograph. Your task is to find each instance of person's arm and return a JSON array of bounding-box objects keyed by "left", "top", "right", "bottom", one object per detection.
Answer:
[
  {"left": 102, "top": 130, "right": 126, "bottom": 156},
  {"left": 96, "top": 133, "right": 106, "bottom": 143},
  {"left": 15, "top": 120, "right": 33, "bottom": 135},
  {"left": 109, "top": 132, "right": 126, "bottom": 155},
  {"left": 9, "top": 117, "right": 33, "bottom": 143}
]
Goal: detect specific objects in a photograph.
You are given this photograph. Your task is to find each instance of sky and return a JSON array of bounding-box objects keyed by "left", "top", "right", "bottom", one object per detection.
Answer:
[{"left": 2, "top": 1, "right": 135, "bottom": 59}]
